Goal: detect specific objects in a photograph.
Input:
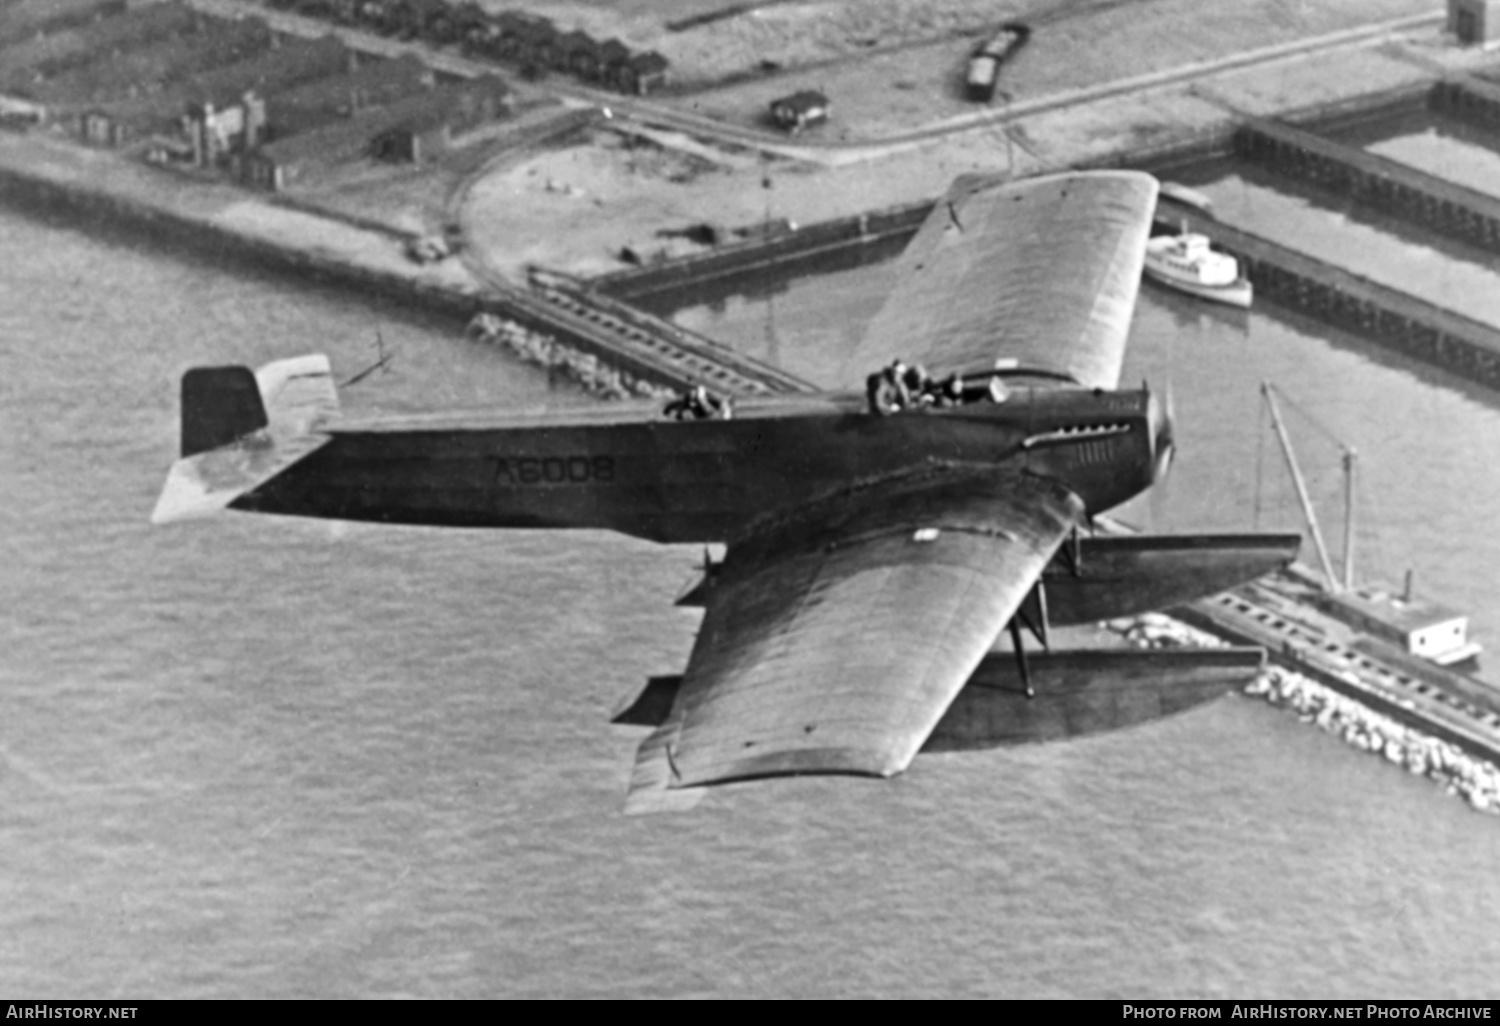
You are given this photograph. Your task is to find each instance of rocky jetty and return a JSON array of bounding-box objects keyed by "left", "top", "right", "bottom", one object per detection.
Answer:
[
  {"left": 1111, "top": 612, "right": 1500, "bottom": 816},
  {"left": 468, "top": 312, "right": 676, "bottom": 401}
]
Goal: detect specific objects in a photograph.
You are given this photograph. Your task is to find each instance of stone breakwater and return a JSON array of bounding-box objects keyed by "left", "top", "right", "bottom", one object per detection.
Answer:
[
  {"left": 468, "top": 312, "right": 677, "bottom": 401},
  {"left": 1114, "top": 613, "right": 1500, "bottom": 817}
]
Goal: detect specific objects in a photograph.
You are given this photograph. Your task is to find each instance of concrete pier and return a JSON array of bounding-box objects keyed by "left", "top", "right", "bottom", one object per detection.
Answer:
[
  {"left": 1157, "top": 196, "right": 1500, "bottom": 390},
  {"left": 591, "top": 201, "right": 929, "bottom": 305},
  {"left": 1235, "top": 115, "right": 1500, "bottom": 254},
  {"left": 598, "top": 181, "right": 1500, "bottom": 397},
  {"left": 1429, "top": 73, "right": 1500, "bottom": 132}
]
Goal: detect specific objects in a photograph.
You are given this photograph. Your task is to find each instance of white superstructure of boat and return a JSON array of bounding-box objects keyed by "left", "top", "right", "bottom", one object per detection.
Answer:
[{"left": 1143, "top": 231, "right": 1252, "bottom": 308}]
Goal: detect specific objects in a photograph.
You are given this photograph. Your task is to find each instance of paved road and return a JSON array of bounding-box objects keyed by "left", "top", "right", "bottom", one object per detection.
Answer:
[{"left": 185, "top": 0, "right": 1440, "bottom": 165}]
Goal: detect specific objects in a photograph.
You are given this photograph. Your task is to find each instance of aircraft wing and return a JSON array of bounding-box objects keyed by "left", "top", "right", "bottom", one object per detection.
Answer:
[
  {"left": 836, "top": 170, "right": 1159, "bottom": 390},
  {"left": 626, "top": 467, "right": 1085, "bottom": 813}
]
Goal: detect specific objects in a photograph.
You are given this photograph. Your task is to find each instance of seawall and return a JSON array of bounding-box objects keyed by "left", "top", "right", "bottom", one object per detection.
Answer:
[{"left": 0, "top": 131, "right": 807, "bottom": 397}]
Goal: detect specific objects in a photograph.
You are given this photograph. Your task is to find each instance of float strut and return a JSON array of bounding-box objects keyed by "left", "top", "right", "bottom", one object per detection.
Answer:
[{"left": 1008, "top": 617, "right": 1034, "bottom": 699}]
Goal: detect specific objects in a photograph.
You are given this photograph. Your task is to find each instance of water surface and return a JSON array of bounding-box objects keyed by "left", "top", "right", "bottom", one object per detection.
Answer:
[{"left": 3, "top": 204, "right": 1499, "bottom": 999}]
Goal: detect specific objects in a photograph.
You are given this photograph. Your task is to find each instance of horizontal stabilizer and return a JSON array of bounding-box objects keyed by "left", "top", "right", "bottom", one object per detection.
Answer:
[{"left": 152, "top": 354, "right": 338, "bottom": 524}]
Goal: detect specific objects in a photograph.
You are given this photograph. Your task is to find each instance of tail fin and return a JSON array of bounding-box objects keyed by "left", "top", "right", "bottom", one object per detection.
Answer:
[
  {"left": 153, "top": 354, "right": 338, "bottom": 524},
  {"left": 181, "top": 366, "right": 267, "bottom": 457}
]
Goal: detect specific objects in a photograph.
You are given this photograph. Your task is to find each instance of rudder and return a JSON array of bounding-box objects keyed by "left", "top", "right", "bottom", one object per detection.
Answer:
[{"left": 181, "top": 366, "right": 268, "bottom": 457}]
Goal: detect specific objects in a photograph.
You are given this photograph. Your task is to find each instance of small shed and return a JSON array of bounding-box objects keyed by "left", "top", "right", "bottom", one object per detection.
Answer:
[
  {"left": 495, "top": 11, "right": 554, "bottom": 63},
  {"left": 769, "top": 90, "right": 829, "bottom": 133},
  {"left": 1325, "top": 586, "right": 1484, "bottom": 667},
  {"left": 143, "top": 132, "right": 195, "bottom": 164},
  {"left": 1451, "top": 0, "right": 1500, "bottom": 46},
  {"left": 615, "top": 50, "right": 669, "bottom": 96},
  {"left": 79, "top": 106, "right": 128, "bottom": 145},
  {"left": 0, "top": 95, "right": 46, "bottom": 127},
  {"left": 452, "top": 2, "right": 494, "bottom": 49},
  {"left": 555, "top": 29, "right": 598, "bottom": 78},
  {"left": 389, "top": 0, "right": 453, "bottom": 42}
]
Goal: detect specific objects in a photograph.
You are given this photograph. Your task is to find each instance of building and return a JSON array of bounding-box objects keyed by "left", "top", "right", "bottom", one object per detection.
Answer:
[
  {"left": 451, "top": 2, "right": 492, "bottom": 49},
  {"left": 611, "top": 50, "right": 668, "bottom": 95},
  {"left": 32, "top": 15, "right": 274, "bottom": 110},
  {"left": 183, "top": 91, "right": 267, "bottom": 165},
  {"left": 386, "top": 0, "right": 455, "bottom": 42},
  {"left": 550, "top": 29, "right": 597, "bottom": 78},
  {"left": 0, "top": 1, "right": 205, "bottom": 94},
  {"left": 178, "top": 33, "right": 352, "bottom": 161},
  {"left": 263, "top": 52, "right": 432, "bottom": 139},
  {"left": 187, "top": 33, "right": 352, "bottom": 107},
  {"left": 142, "top": 132, "right": 195, "bottom": 164},
  {"left": 0, "top": 0, "right": 124, "bottom": 47},
  {"left": 243, "top": 75, "right": 508, "bottom": 191},
  {"left": 293, "top": 0, "right": 360, "bottom": 23},
  {"left": 66, "top": 35, "right": 348, "bottom": 152},
  {"left": 76, "top": 88, "right": 176, "bottom": 145},
  {"left": 1451, "top": 0, "right": 1500, "bottom": 46},
  {"left": 769, "top": 89, "right": 828, "bottom": 132},
  {"left": 1324, "top": 586, "right": 1484, "bottom": 667},
  {"left": 492, "top": 10, "right": 553, "bottom": 64},
  {"left": 595, "top": 37, "right": 631, "bottom": 76},
  {"left": 0, "top": 93, "right": 44, "bottom": 126}
]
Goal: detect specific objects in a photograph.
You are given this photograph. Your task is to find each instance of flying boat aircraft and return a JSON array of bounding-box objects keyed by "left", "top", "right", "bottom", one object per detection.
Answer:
[{"left": 153, "top": 171, "right": 1298, "bottom": 812}]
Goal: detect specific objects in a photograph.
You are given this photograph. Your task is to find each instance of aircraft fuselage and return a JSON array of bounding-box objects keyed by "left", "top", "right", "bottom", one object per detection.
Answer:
[{"left": 236, "top": 385, "right": 1169, "bottom": 544}]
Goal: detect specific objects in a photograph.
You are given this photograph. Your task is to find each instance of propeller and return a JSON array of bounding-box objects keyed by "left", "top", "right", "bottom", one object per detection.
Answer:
[
  {"left": 1150, "top": 381, "right": 1177, "bottom": 485},
  {"left": 1147, "top": 381, "right": 1177, "bottom": 532}
]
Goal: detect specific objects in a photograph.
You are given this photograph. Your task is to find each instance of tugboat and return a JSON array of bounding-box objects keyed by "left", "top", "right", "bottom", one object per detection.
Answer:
[{"left": 1143, "top": 230, "right": 1253, "bottom": 308}]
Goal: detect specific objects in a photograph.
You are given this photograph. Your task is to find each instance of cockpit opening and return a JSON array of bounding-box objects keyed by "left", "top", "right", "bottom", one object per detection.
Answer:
[
  {"left": 866, "top": 360, "right": 1010, "bottom": 416},
  {"left": 664, "top": 385, "right": 732, "bottom": 421}
]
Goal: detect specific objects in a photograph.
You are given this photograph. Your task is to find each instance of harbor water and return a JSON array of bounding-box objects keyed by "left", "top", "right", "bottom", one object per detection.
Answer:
[
  {"left": 1170, "top": 163, "right": 1500, "bottom": 332},
  {"left": 4, "top": 198, "right": 1500, "bottom": 996}
]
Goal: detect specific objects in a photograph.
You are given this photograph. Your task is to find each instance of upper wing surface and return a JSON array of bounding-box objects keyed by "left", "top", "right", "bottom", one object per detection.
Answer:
[
  {"left": 836, "top": 171, "right": 1159, "bottom": 391},
  {"left": 626, "top": 468, "right": 1084, "bottom": 812}
]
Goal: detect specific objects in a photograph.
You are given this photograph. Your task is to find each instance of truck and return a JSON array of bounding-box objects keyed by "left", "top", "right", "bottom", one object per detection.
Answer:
[{"left": 965, "top": 22, "right": 1030, "bottom": 102}]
